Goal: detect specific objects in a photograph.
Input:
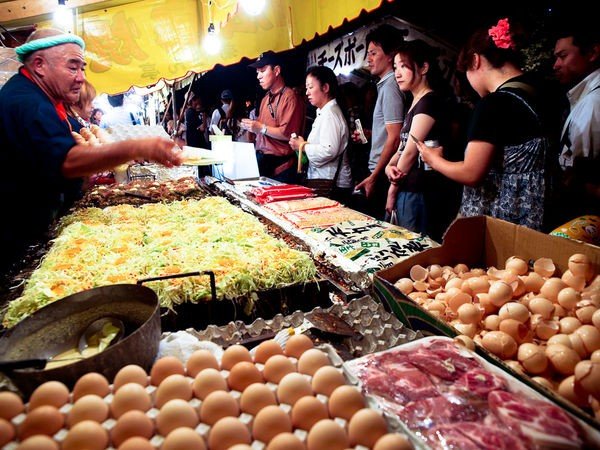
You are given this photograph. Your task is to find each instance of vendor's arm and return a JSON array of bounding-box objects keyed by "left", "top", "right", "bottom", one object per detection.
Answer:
[
  {"left": 419, "top": 140, "right": 494, "bottom": 187},
  {"left": 62, "top": 137, "right": 183, "bottom": 178},
  {"left": 356, "top": 122, "right": 402, "bottom": 196}
]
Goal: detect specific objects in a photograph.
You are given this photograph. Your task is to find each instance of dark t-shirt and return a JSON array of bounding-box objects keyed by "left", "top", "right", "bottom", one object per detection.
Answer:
[
  {"left": 0, "top": 72, "right": 76, "bottom": 270},
  {"left": 398, "top": 92, "right": 452, "bottom": 192},
  {"left": 185, "top": 107, "right": 207, "bottom": 148}
]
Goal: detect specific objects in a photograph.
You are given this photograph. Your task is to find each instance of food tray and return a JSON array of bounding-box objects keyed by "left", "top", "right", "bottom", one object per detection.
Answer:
[
  {"left": 191, "top": 295, "right": 419, "bottom": 360},
  {"left": 2, "top": 339, "right": 414, "bottom": 449},
  {"left": 344, "top": 336, "right": 600, "bottom": 449}
]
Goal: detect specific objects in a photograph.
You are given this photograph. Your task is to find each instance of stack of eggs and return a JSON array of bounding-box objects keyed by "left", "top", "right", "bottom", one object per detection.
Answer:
[
  {"left": 394, "top": 253, "right": 600, "bottom": 417},
  {"left": 0, "top": 335, "right": 413, "bottom": 450}
]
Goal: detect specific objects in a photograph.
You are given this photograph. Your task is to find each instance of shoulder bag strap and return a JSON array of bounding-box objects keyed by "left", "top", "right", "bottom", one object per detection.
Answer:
[{"left": 331, "top": 147, "right": 346, "bottom": 184}]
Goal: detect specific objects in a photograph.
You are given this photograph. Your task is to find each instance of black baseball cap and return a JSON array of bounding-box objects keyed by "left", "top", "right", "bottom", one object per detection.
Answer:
[{"left": 249, "top": 50, "right": 282, "bottom": 69}]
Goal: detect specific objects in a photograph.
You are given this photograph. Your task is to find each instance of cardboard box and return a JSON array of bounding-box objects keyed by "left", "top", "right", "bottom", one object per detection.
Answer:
[{"left": 373, "top": 215, "right": 600, "bottom": 429}]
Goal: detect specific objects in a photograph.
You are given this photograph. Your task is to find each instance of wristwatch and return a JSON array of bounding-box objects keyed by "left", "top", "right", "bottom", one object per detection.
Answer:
[{"left": 260, "top": 124, "right": 267, "bottom": 135}]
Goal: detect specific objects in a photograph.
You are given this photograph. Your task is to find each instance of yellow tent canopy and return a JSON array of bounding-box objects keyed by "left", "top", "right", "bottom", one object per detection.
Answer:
[{"left": 1, "top": 0, "right": 390, "bottom": 93}]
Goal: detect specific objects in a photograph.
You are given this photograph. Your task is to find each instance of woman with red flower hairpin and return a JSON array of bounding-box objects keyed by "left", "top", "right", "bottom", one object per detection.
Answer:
[{"left": 418, "top": 18, "right": 554, "bottom": 230}]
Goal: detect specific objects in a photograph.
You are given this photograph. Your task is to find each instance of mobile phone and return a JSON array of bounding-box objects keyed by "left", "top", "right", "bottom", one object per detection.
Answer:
[{"left": 354, "top": 119, "right": 368, "bottom": 144}]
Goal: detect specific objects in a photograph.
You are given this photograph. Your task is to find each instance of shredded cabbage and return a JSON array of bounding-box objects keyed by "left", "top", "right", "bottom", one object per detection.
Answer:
[{"left": 3, "top": 197, "right": 317, "bottom": 328}]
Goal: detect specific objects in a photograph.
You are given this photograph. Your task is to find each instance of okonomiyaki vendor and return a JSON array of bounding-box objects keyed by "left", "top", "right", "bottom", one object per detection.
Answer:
[{"left": 0, "top": 28, "right": 183, "bottom": 273}]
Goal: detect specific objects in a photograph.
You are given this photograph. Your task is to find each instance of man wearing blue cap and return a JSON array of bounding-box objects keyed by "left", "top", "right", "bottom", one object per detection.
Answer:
[
  {"left": 0, "top": 28, "right": 183, "bottom": 273},
  {"left": 210, "top": 89, "right": 234, "bottom": 135},
  {"left": 241, "top": 51, "right": 305, "bottom": 183}
]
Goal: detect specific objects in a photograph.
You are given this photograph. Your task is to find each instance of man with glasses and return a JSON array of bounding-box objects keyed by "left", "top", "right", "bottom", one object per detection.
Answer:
[{"left": 241, "top": 51, "right": 304, "bottom": 183}]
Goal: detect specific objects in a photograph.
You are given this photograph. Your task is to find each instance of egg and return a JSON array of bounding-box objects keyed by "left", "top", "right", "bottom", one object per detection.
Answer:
[
  {"left": 240, "top": 382, "right": 277, "bottom": 415},
  {"left": 200, "top": 390, "right": 240, "bottom": 425},
  {"left": 373, "top": 433, "right": 414, "bottom": 450},
  {"left": 533, "top": 257, "right": 555, "bottom": 278},
  {"left": 593, "top": 309, "right": 600, "bottom": 329},
  {"left": 517, "top": 343, "right": 548, "bottom": 374},
  {"left": 157, "top": 398, "right": 199, "bottom": 436},
  {"left": 151, "top": 356, "right": 185, "bottom": 386},
  {"left": 574, "top": 360, "right": 600, "bottom": 397},
  {"left": 277, "top": 372, "right": 313, "bottom": 405},
  {"left": 532, "top": 376, "right": 556, "bottom": 391},
  {"left": 0, "top": 418, "right": 15, "bottom": 447},
  {"left": 307, "top": 418, "right": 349, "bottom": 450},
  {"left": 186, "top": 349, "right": 220, "bottom": 377},
  {"left": 348, "top": 408, "right": 388, "bottom": 447},
  {"left": 297, "top": 349, "right": 331, "bottom": 376},
  {"left": 155, "top": 374, "right": 193, "bottom": 408},
  {"left": 547, "top": 333, "right": 573, "bottom": 348},
  {"left": 266, "top": 432, "right": 305, "bottom": 450},
  {"left": 557, "top": 375, "right": 588, "bottom": 407},
  {"left": 162, "top": 427, "right": 207, "bottom": 450},
  {"left": 117, "top": 436, "right": 154, "bottom": 450},
  {"left": 572, "top": 325, "right": 600, "bottom": 355},
  {"left": 291, "top": 395, "right": 329, "bottom": 430},
  {"left": 535, "top": 319, "right": 560, "bottom": 341},
  {"left": 284, "top": 334, "right": 314, "bottom": 359},
  {"left": 28, "top": 380, "right": 70, "bottom": 410},
  {"left": 498, "top": 302, "right": 530, "bottom": 323},
  {"left": 252, "top": 404, "right": 292, "bottom": 443},
  {"left": 481, "top": 331, "right": 517, "bottom": 359},
  {"left": 113, "top": 364, "right": 149, "bottom": 391},
  {"left": 208, "top": 416, "right": 252, "bottom": 450},
  {"left": 488, "top": 281, "right": 513, "bottom": 307},
  {"left": 221, "top": 345, "right": 253, "bottom": 370},
  {"left": 15, "top": 435, "right": 59, "bottom": 450},
  {"left": 394, "top": 278, "right": 414, "bottom": 295},
  {"left": 328, "top": 385, "right": 365, "bottom": 421},
  {"left": 228, "top": 361, "right": 263, "bottom": 392},
  {"left": 254, "top": 339, "right": 284, "bottom": 364},
  {"left": 0, "top": 391, "right": 24, "bottom": 420},
  {"left": 499, "top": 319, "right": 530, "bottom": 344},
  {"left": 562, "top": 271, "right": 586, "bottom": 292},
  {"left": 568, "top": 253, "right": 593, "bottom": 280},
  {"left": 592, "top": 349, "right": 600, "bottom": 363},
  {"left": 453, "top": 334, "right": 475, "bottom": 350},
  {"left": 62, "top": 419, "right": 109, "bottom": 450},
  {"left": 111, "top": 409, "right": 154, "bottom": 447},
  {"left": 72, "top": 372, "right": 110, "bottom": 401},
  {"left": 546, "top": 344, "right": 581, "bottom": 375},
  {"left": 483, "top": 314, "right": 501, "bottom": 331},
  {"left": 67, "top": 394, "right": 109, "bottom": 426},
  {"left": 263, "top": 354, "right": 296, "bottom": 383},
  {"left": 560, "top": 317, "right": 582, "bottom": 334},
  {"left": 19, "top": 405, "right": 64, "bottom": 439},
  {"left": 110, "top": 382, "right": 152, "bottom": 418},
  {"left": 540, "top": 278, "right": 567, "bottom": 302},
  {"left": 311, "top": 365, "right": 346, "bottom": 396},
  {"left": 192, "top": 367, "right": 228, "bottom": 400},
  {"left": 523, "top": 272, "right": 545, "bottom": 293}
]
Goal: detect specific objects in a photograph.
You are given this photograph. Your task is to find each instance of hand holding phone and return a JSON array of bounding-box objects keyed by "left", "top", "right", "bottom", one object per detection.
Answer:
[{"left": 355, "top": 119, "right": 368, "bottom": 144}]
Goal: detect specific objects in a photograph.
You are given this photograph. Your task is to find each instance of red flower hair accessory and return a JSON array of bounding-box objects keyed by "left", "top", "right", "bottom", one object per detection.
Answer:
[{"left": 488, "top": 18, "right": 515, "bottom": 50}]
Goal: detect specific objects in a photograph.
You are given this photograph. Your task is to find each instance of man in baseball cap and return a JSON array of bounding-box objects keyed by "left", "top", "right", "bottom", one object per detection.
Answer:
[{"left": 241, "top": 50, "right": 304, "bottom": 182}]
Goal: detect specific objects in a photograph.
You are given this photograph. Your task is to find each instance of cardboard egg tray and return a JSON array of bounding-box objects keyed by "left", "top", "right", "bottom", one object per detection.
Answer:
[
  {"left": 3, "top": 343, "right": 420, "bottom": 449},
  {"left": 191, "top": 295, "right": 420, "bottom": 360}
]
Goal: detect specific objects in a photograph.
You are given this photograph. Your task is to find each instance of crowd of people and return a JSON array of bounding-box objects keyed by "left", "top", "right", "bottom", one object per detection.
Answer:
[{"left": 0, "top": 14, "right": 598, "bottom": 273}]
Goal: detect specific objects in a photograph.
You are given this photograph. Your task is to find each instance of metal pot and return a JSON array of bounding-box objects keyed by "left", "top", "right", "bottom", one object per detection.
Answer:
[{"left": 0, "top": 284, "right": 160, "bottom": 398}]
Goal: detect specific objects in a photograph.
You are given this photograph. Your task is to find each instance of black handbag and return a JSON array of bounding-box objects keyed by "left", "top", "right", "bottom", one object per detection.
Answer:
[{"left": 301, "top": 149, "right": 345, "bottom": 198}]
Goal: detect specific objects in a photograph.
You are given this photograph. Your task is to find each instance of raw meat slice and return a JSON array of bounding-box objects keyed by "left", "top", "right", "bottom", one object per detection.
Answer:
[
  {"left": 398, "top": 396, "right": 488, "bottom": 430},
  {"left": 426, "top": 422, "right": 531, "bottom": 450},
  {"left": 411, "top": 339, "right": 481, "bottom": 381},
  {"left": 489, "top": 390, "right": 582, "bottom": 448},
  {"left": 451, "top": 368, "right": 508, "bottom": 398}
]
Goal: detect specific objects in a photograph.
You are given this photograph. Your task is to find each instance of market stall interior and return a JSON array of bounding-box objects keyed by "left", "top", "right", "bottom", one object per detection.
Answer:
[{"left": 1, "top": 1, "right": 599, "bottom": 449}]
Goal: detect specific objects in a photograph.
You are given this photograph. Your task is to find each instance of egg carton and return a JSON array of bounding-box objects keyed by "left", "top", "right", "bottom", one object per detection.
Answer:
[
  {"left": 3, "top": 345, "right": 414, "bottom": 449},
  {"left": 191, "top": 295, "right": 419, "bottom": 359}
]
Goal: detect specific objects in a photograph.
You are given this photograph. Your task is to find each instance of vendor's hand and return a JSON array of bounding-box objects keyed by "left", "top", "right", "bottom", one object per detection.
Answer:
[
  {"left": 289, "top": 135, "right": 304, "bottom": 151},
  {"left": 355, "top": 175, "right": 376, "bottom": 198},
  {"left": 137, "top": 137, "right": 183, "bottom": 167},
  {"left": 417, "top": 141, "right": 444, "bottom": 168},
  {"left": 241, "top": 118, "right": 259, "bottom": 134}
]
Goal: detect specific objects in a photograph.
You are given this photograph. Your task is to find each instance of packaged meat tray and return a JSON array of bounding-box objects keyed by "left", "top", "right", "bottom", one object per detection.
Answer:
[
  {"left": 283, "top": 206, "right": 370, "bottom": 229},
  {"left": 263, "top": 197, "right": 339, "bottom": 214},
  {"left": 248, "top": 184, "right": 316, "bottom": 203},
  {"left": 344, "top": 336, "right": 600, "bottom": 449}
]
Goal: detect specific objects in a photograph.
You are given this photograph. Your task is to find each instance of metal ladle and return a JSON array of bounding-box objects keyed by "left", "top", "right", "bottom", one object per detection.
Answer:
[{"left": 0, "top": 317, "right": 125, "bottom": 371}]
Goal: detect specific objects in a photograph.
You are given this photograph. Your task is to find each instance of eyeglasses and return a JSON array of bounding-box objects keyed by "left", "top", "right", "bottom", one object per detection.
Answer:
[{"left": 267, "top": 96, "right": 275, "bottom": 119}]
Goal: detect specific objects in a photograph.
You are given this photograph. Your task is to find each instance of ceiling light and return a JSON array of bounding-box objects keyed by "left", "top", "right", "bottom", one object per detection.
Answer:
[
  {"left": 240, "top": 0, "right": 266, "bottom": 16},
  {"left": 203, "top": 23, "right": 221, "bottom": 55},
  {"left": 54, "top": 0, "right": 74, "bottom": 32}
]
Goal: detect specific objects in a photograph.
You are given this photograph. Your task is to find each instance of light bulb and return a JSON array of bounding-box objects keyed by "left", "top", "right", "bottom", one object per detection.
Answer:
[
  {"left": 240, "top": 0, "right": 266, "bottom": 16},
  {"left": 54, "top": 1, "right": 73, "bottom": 32},
  {"left": 203, "top": 24, "right": 221, "bottom": 55}
]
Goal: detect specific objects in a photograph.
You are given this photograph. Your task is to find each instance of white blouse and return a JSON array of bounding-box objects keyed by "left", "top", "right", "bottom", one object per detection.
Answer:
[{"left": 304, "top": 99, "right": 352, "bottom": 188}]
